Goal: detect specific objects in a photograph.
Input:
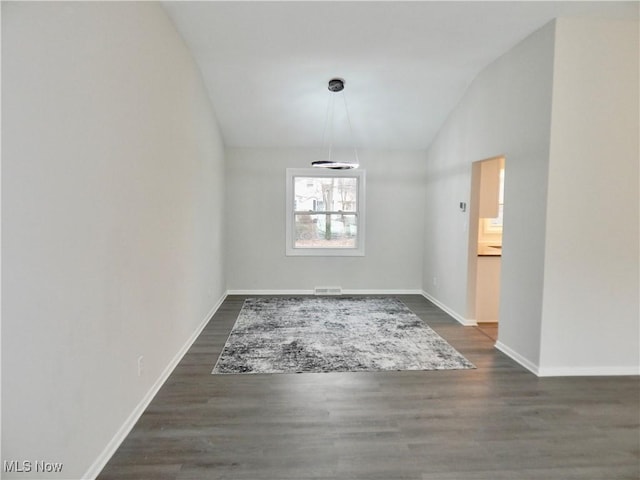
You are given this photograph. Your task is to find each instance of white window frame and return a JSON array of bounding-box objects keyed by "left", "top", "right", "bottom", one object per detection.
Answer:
[{"left": 286, "top": 168, "right": 365, "bottom": 256}]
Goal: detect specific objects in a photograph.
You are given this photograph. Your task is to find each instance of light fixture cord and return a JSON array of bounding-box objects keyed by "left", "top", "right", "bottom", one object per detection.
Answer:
[
  {"left": 322, "top": 93, "right": 335, "bottom": 162},
  {"left": 342, "top": 91, "right": 359, "bottom": 165}
]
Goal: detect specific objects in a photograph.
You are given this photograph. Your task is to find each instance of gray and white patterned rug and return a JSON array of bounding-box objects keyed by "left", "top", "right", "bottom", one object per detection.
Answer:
[{"left": 212, "top": 297, "right": 475, "bottom": 374}]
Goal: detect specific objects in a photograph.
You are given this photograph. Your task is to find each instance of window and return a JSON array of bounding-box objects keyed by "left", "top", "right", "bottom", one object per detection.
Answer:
[{"left": 286, "top": 168, "right": 365, "bottom": 256}]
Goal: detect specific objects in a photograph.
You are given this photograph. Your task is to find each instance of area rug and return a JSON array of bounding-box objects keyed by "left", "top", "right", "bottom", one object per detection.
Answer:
[{"left": 212, "top": 297, "right": 475, "bottom": 374}]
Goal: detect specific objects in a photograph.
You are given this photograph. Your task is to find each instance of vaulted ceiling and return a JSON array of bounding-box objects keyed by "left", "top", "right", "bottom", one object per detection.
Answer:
[{"left": 163, "top": 1, "right": 638, "bottom": 150}]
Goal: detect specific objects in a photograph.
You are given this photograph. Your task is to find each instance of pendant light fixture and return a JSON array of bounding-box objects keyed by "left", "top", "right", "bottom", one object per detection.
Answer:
[{"left": 312, "top": 78, "right": 359, "bottom": 170}]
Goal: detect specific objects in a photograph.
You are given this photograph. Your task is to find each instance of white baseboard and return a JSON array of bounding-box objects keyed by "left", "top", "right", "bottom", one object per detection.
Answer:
[
  {"left": 343, "top": 289, "right": 423, "bottom": 295},
  {"left": 226, "top": 289, "right": 423, "bottom": 296},
  {"left": 420, "top": 291, "right": 476, "bottom": 326},
  {"left": 227, "top": 289, "right": 314, "bottom": 295},
  {"left": 536, "top": 365, "right": 640, "bottom": 377},
  {"left": 494, "top": 341, "right": 640, "bottom": 377},
  {"left": 83, "top": 292, "right": 227, "bottom": 480},
  {"left": 494, "top": 341, "right": 540, "bottom": 375}
]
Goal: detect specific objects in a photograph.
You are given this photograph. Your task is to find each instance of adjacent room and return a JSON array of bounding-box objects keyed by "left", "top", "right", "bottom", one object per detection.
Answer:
[{"left": 2, "top": 1, "right": 638, "bottom": 479}]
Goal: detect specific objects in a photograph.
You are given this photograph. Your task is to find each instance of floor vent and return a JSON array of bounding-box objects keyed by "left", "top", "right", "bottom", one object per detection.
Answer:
[{"left": 314, "top": 286, "right": 342, "bottom": 296}]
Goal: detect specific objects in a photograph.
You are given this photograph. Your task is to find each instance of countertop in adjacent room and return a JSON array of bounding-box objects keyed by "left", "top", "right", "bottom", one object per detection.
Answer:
[{"left": 478, "top": 244, "right": 502, "bottom": 256}]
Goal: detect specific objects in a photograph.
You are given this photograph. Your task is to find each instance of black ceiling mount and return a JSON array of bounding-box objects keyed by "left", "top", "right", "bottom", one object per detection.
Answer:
[{"left": 328, "top": 78, "right": 345, "bottom": 92}]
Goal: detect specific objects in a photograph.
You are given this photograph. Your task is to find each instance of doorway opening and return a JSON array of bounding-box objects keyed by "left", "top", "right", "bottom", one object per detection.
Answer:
[{"left": 466, "top": 156, "right": 505, "bottom": 342}]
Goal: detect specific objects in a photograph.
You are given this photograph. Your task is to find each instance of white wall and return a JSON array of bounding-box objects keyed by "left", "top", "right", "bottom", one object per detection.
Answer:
[
  {"left": 423, "top": 22, "right": 556, "bottom": 368},
  {"left": 226, "top": 148, "right": 426, "bottom": 292},
  {"left": 2, "top": 3, "right": 226, "bottom": 478},
  {"left": 423, "top": 17, "right": 640, "bottom": 376},
  {"left": 475, "top": 257, "right": 501, "bottom": 323},
  {"left": 540, "top": 18, "right": 639, "bottom": 375}
]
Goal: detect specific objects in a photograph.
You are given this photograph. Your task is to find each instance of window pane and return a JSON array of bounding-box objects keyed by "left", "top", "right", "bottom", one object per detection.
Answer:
[
  {"left": 286, "top": 168, "right": 365, "bottom": 256},
  {"left": 294, "top": 177, "right": 357, "bottom": 212},
  {"left": 294, "top": 213, "right": 357, "bottom": 248}
]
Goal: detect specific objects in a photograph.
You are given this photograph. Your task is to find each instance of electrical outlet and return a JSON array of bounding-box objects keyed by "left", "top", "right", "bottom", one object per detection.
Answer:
[{"left": 137, "top": 355, "right": 144, "bottom": 376}]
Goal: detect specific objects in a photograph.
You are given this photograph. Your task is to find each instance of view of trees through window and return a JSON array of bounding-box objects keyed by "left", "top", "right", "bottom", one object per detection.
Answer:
[{"left": 293, "top": 176, "right": 358, "bottom": 248}]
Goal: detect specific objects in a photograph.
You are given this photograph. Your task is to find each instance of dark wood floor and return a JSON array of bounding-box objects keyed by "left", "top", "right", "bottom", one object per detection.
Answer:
[
  {"left": 98, "top": 295, "right": 640, "bottom": 480},
  {"left": 475, "top": 322, "right": 498, "bottom": 342}
]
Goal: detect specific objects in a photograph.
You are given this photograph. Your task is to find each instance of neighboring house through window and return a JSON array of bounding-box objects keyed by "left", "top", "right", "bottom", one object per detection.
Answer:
[{"left": 285, "top": 168, "right": 365, "bottom": 256}]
